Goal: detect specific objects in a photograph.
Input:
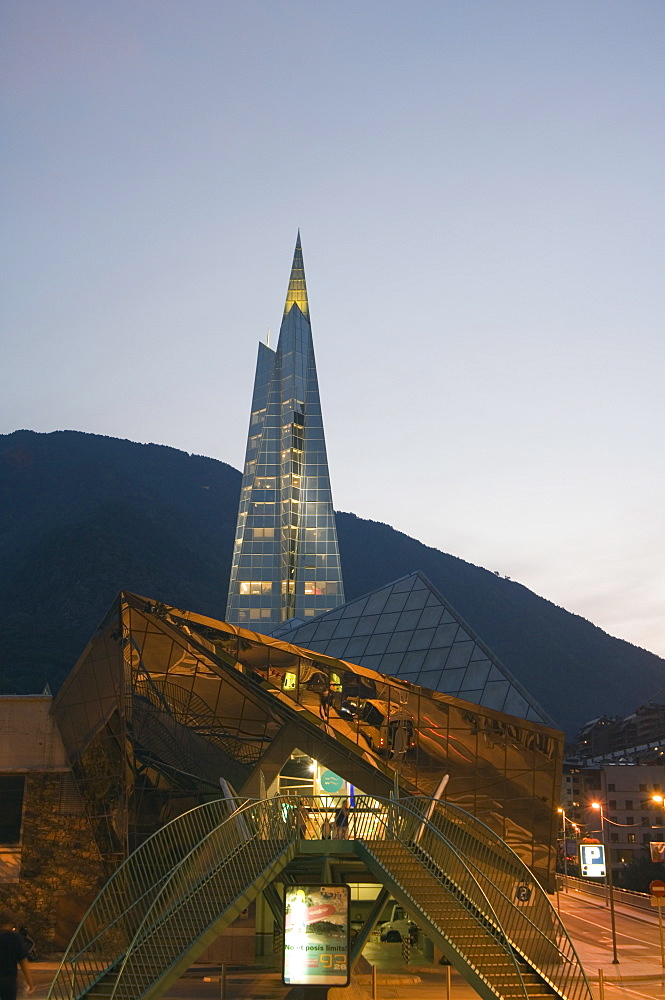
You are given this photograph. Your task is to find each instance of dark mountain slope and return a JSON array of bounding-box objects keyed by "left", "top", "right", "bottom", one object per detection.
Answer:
[{"left": 1, "top": 429, "right": 662, "bottom": 734}]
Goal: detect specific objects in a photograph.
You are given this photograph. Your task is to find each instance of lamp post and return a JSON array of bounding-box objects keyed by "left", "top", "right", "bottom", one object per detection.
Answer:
[
  {"left": 557, "top": 807, "right": 569, "bottom": 887},
  {"left": 651, "top": 795, "right": 665, "bottom": 969},
  {"left": 592, "top": 801, "right": 619, "bottom": 964}
]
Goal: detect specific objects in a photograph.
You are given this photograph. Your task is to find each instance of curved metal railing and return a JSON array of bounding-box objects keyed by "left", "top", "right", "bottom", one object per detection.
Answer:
[
  {"left": 352, "top": 798, "right": 530, "bottom": 997},
  {"left": 407, "top": 797, "right": 592, "bottom": 1000},
  {"left": 47, "top": 796, "right": 246, "bottom": 1000},
  {"left": 99, "top": 798, "right": 294, "bottom": 1000},
  {"left": 48, "top": 794, "right": 591, "bottom": 1000}
]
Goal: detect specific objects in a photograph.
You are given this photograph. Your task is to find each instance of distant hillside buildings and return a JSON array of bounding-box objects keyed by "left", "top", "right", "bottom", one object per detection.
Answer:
[{"left": 572, "top": 702, "right": 665, "bottom": 763}]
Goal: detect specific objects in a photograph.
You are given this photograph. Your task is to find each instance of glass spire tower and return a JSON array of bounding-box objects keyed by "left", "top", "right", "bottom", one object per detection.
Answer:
[{"left": 226, "top": 234, "right": 345, "bottom": 630}]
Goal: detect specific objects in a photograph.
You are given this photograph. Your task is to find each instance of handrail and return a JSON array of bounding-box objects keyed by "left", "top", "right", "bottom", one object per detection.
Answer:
[
  {"left": 562, "top": 874, "right": 651, "bottom": 911},
  {"left": 48, "top": 794, "right": 591, "bottom": 1000},
  {"left": 47, "top": 796, "right": 246, "bottom": 999},
  {"left": 414, "top": 798, "right": 592, "bottom": 1000},
  {"left": 351, "top": 798, "right": 529, "bottom": 996},
  {"left": 107, "top": 797, "right": 294, "bottom": 1000}
]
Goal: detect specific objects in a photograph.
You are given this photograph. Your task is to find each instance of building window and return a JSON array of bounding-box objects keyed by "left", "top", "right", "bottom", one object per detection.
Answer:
[
  {"left": 640, "top": 784, "right": 647, "bottom": 792},
  {"left": 642, "top": 816, "right": 650, "bottom": 827},
  {"left": 609, "top": 800, "right": 617, "bottom": 809},
  {"left": 627, "top": 834, "right": 636, "bottom": 843},
  {"left": 252, "top": 527, "right": 275, "bottom": 539},
  {"left": 608, "top": 783, "right": 616, "bottom": 792},
  {"left": 239, "top": 581, "right": 272, "bottom": 595},
  {"left": 0, "top": 776, "right": 25, "bottom": 845},
  {"left": 644, "top": 834, "right": 652, "bottom": 844},
  {"left": 248, "top": 609, "right": 272, "bottom": 620},
  {"left": 625, "top": 800, "right": 633, "bottom": 810},
  {"left": 610, "top": 833, "right": 619, "bottom": 843},
  {"left": 626, "top": 816, "right": 634, "bottom": 825},
  {"left": 304, "top": 581, "right": 338, "bottom": 596}
]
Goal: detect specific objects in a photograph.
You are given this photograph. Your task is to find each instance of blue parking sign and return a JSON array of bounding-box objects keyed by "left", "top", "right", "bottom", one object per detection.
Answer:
[{"left": 579, "top": 843, "right": 606, "bottom": 877}]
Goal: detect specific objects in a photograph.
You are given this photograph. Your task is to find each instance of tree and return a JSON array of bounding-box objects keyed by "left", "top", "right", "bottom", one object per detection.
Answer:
[{"left": 617, "top": 850, "right": 665, "bottom": 893}]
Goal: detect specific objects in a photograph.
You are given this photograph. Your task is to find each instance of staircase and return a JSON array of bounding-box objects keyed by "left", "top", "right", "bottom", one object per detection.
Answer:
[
  {"left": 49, "top": 799, "right": 297, "bottom": 1000},
  {"left": 49, "top": 794, "right": 592, "bottom": 1000},
  {"left": 79, "top": 840, "right": 290, "bottom": 1000},
  {"left": 359, "top": 839, "right": 558, "bottom": 1000}
]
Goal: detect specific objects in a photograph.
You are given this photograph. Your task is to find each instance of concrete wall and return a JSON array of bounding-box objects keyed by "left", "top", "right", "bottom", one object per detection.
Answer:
[{"left": 0, "top": 696, "right": 70, "bottom": 771}]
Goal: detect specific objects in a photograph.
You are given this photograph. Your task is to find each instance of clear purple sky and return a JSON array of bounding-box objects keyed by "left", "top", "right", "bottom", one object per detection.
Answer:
[{"left": 2, "top": 1, "right": 664, "bottom": 658}]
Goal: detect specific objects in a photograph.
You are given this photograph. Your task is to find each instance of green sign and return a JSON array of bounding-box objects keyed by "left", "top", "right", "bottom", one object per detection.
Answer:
[
  {"left": 319, "top": 769, "right": 344, "bottom": 793},
  {"left": 283, "top": 884, "right": 350, "bottom": 987}
]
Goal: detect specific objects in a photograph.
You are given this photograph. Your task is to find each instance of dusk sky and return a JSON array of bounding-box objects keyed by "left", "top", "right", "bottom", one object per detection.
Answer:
[{"left": 2, "top": 1, "right": 664, "bottom": 659}]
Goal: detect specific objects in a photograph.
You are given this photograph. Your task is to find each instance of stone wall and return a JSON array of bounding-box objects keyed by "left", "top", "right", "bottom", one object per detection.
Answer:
[{"left": 0, "top": 772, "right": 106, "bottom": 954}]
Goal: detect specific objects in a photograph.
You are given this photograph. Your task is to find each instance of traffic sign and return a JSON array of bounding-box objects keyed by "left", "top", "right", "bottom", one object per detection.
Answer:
[
  {"left": 579, "top": 843, "right": 606, "bottom": 878},
  {"left": 514, "top": 883, "right": 533, "bottom": 904},
  {"left": 650, "top": 880, "right": 665, "bottom": 897}
]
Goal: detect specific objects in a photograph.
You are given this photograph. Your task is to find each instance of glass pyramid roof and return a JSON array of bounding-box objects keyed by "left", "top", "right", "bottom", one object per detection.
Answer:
[{"left": 271, "top": 571, "right": 554, "bottom": 727}]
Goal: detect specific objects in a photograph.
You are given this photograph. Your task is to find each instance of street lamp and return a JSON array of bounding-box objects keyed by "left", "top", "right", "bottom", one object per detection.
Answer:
[
  {"left": 651, "top": 796, "right": 665, "bottom": 968},
  {"left": 591, "top": 801, "right": 619, "bottom": 964},
  {"left": 557, "top": 807, "right": 569, "bottom": 884}
]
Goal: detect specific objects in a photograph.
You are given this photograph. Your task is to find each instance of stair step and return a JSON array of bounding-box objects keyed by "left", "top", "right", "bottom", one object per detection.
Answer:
[{"left": 364, "top": 841, "right": 563, "bottom": 1000}]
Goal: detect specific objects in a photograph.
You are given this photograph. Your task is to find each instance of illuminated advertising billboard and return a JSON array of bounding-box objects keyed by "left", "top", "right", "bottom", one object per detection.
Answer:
[{"left": 283, "top": 884, "right": 350, "bottom": 987}]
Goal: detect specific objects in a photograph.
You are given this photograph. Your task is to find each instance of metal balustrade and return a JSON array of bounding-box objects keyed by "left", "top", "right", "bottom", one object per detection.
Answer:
[
  {"left": 562, "top": 874, "right": 650, "bottom": 911},
  {"left": 134, "top": 676, "right": 266, "bottom": 765},
  {"left": 48, "top": 796, "right": 248, "bottom": 1000},
  {"left": 49, "top": 794, "right": 591, "bottom": 1000},
  {"left": 410, "top": 798, "right": 592, "bottom": 1000}
]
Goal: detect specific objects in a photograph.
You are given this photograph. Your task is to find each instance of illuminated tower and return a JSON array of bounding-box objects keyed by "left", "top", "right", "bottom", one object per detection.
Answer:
[{"left": 226, "top": 234, "right": 345, "bottom": 629}]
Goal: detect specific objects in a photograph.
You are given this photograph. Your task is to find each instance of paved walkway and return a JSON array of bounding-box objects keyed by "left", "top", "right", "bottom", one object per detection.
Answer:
[{"left": 23, "top": 892, "right": 665, "bottom": 999}]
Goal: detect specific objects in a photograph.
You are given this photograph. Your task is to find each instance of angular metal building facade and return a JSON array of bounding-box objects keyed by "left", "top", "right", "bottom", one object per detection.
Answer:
[
  {"left": 226, "top": 234, "right": 344, "bottom": 629},
  {"left": 51, "top": 591, "right": 563, "bottom": 886}
]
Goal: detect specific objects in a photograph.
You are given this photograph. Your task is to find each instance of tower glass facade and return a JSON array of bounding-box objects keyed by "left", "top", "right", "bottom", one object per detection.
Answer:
[{"left": 226, "top": 235, "right": 344, "bottom": 629}]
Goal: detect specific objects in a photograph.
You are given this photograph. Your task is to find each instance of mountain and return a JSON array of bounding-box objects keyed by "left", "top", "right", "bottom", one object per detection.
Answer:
[{"left": 1, "top": 429, "right": 662, "bottom": 735}]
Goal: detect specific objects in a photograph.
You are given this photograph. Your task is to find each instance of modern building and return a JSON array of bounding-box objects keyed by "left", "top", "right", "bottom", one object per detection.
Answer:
[
  {"left": 2, "top": 590, "right": 566, "bottom": 969},
  {"left": 51, "top": 591, "right": 561, "bottom": 879},
  {"left": 44, "top": 593, "right": 584, "bottom": 1000},
  {"left": 273, "top": 571, "right": 554, "bottom": 727},
  {"left": 226, "top": 234, "right": 344, "bottom": 630},
  {"left": 561, "top": 761, "right": 665, "bottom": 875}
]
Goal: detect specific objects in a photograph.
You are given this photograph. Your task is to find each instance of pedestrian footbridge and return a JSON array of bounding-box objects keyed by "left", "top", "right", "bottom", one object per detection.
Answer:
[{"left": 48, "top": 795, "right": 592, "bottom": 1000}]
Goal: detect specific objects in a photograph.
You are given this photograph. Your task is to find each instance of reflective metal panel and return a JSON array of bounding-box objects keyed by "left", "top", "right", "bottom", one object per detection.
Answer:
[{"left": 52, "top": 592, "right": 562, "bottom": 886}]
